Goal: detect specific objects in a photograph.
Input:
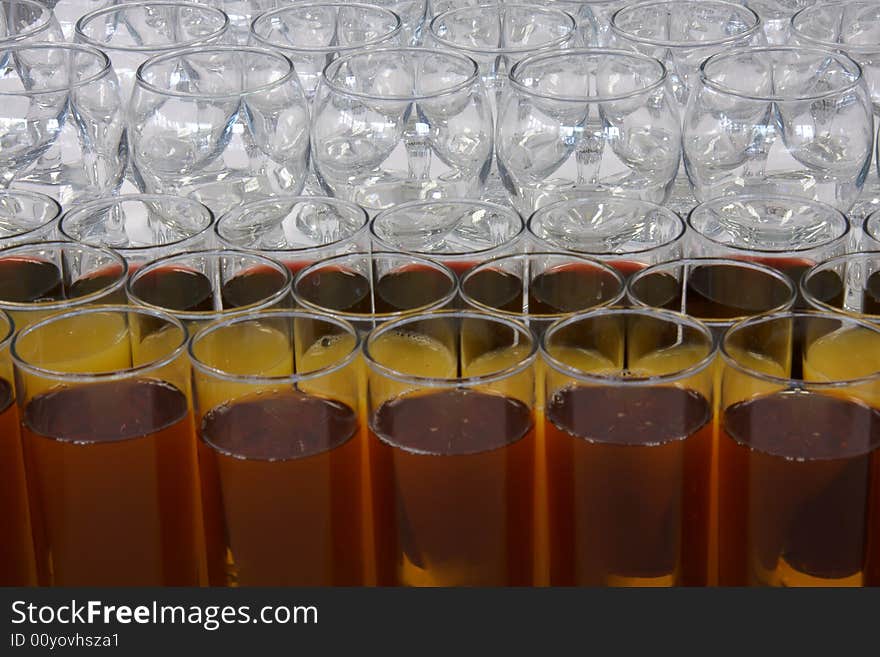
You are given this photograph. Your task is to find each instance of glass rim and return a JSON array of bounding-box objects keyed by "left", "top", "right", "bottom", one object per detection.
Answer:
[
  {"left": 250, "top": 2, "right": 402, "bottom": 55},
  {"left": 292, "top": 250, "right": 459, "bottom": 322},
  {"left": 321, "top": 47, "right": 481, "bottom": 101},
  {"left": 791, "top": 1, "right": 880, "bottom": 55},
  {"left": 687, "top": 194, "right": 851, "bottom": 255},
  {"left": 363, "top": 308, "right": 538, "bottom": 388},
  {"left": 527, "top": 195, "right": 686, "bottom": 255},
  {"left": 460, "top": 251, "right": 626, "bottom": 320},
  {"left": 0, "top": 307, "right": 13, "bottom": 352},
  {"left": 862, "top": 207, "right": 880, "bottom": 243},
  {"left": 509, "top": 48, "right": 668, "bottom": 103},
  {"left": 59, "top": 193, "right": 215, "bottom": 253},
  {"left": 721, "top": 309, "right": 880, "bottom": 388},
  {"left": 428, "top": 3, "right": 577, "bottom": 56},
  {"left": 0, "top": 0, "right": 57, "bottom": 44},
  {"left": 11, "top": 304, "right": 189, "bottom": 383},
  {"left": 541, "top": 306, "right": 717, "bottom": 386},
  {"left": 0, "top": 189, "right": 62, "bottom": 241},
  {"left": 135, "top": 45, "right": 301, "bottom": 100},
  {"left": 699, "top": 46, "right": 864, "bottom": 102},
  {"left": 610, "top": 0, "right": 761, "bottom": 48},
  {"left": 215, "top": 195, "right": 369, "bottom": 253},
  {"left": 75, "top": 1, "right": 230, "bottom": 53},
  {"left": 188, "top": 308, "right": 361, "bottom": 386},
  {"left": 0, "top": 241, "right": 128, "bottom": 311},
  {"left": 626, "top": 256, "right": 798, "bottom": 327},
  {"left": 370, "top": 199, "right": 525, "bottom": 259},
  {"left": 126, "top": 248, "right": 292, "bottom": 322},
  {"left": 0, "top": 43, "right": 112, "bottom": 96},
  {"left": 800, "top": 251, "right": 880, "bottom": 317}
]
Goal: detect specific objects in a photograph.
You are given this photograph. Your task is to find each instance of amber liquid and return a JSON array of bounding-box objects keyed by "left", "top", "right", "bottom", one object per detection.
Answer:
[
  {"left": 0, "top": 258, "right": 124, "bottom": 304},
  {"left": 0, "top": 379, "right": 35, "bottom": 585},
  {"left": 21, "top": 379, "right": 202, "bottom": 586},
  {"left": 546, "top": 385, "right": 712, "bottom": 586},
  {"left": 199, "top": 390, "right": 363, "bottom": 586},
  {"left": 296, "top": 265, "right": 453, "bottom": 315},
  {"left": 720, "top": 391, "right": 880, "bottom": 586},
  {"left": 371, "top": 389, "right": 535, "bottom": 586}
]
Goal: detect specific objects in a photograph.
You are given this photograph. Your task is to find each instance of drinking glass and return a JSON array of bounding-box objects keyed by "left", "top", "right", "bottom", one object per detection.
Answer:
[
  {"left": 190, "top": 310, "right": 364, "bottom": 585},
  {"left": 546, "top": 0, "right": 625, "bottom": 47},
  {"left": 0, "top": 190, "right": 61, "bottom": 246},
  {"left": 360, "top": 0, "right": 427, "bottom": 45},
  {"left": 0, "top": 309, "right": 35, "bottom": 585},
  {"left": 0, "top": 44, "right": 126, "bottom": 204},
  {"left": 127, "top": 249, "right": 291, "bottom": 331},
  {"left": 216, "top": 196, "right": 370, "bottom": 276},
  {"left": 542, "top": 307, "right": 715, "bottom": 586},
  {"left": 0, "top": 0, "right": 63, "bottom": 44},
  {"left": 866, "top": 208, "right": 880, "bottom": 247},
  {"left": 129, "top": 46, "right": 311, "bottom": 216},
  {"left": 683, "top": 46, "right": 874, "bottom": 212},
  {"left": 527, "top": 196, "right": 686, "bottom": 276},
  {"left": 745, "top": 0, "right": 816, "bottom": 44},
  {"left": 496, "top": 49, "right": 681, "bottom": 214},
  {"left": 370, "top": 199, "right": 524, "bottom": 275},
  {"left": 191, "top": 0, "right": 278, "bottom": 43},
  {"left": 75, "top": 2, "right": 231, "bottom": 103},
  {"left": 801, "top": 252, "right": 880, "bottom": 321},
  {"left": 720, "top": 311, "right": 880, "bottom": 586},
  {"left": 687, "top": 195, "right": 851, "bottom": 303},
  {"left": 60, "top": 194, "right": 215, "bottom": 268},
  {"left": 366, "top": 310, "right": 536, "bottom": 585},
  {"left": 250, "top": 3, "right": 402, "bottom": 99},
  {"left": 12, "top": 306, "right": 203, "bottom": 585},
  {"left": 310, "top": 48, "right": 493, "bottom": 213},
  {"left": 791, "top": 1, "right": 880, "bottom": 219},
  {"left": 0, "top": 242, "right": 127, "bottom": 330},
  {"left": 292, "top": 251, "right": 457, "bottom": 332}
]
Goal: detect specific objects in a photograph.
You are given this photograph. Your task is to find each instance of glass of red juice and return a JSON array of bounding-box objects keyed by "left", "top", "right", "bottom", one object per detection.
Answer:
[
  {"left": 12, "top": 305, "right": 204, "bottom": 585},
  {"left": 215, "top": 196, "right": 370, "bottom": 277}
]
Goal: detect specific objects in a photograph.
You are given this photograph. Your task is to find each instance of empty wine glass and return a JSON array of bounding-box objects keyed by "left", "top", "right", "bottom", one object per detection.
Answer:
[
  {"left": 745, "top": 0, "right": 816, "bottom": 44},
  {"left": 496, "top": 49, "right": 681, "bottom": 214},
  {"left": 361, "top": 0, "right": 427, "bottom": 45},
  {"left": 75, "top": 2, "right": 231, "bottom": 104},
  {"left": 791, "top": 1, "right": 880, "bottom": 219},
  {"left": 683, "top": 46, "right": 874, "bottom": 212},
  {"left": 190, "top": 0, "right": 278, "bottom": 43},
  {"left": 545, "top": 0, "right": 625, "bottom": 46},
  {"left": 250, "top": 3, "right": 402, "bottom": 100},
  {"left": 59, "top": 194, "right": 216, "bottom": 267},
  {"left": 45, "top": 0, "right": 113, "bottom": 40},
  {"left": 129, "top": 46, "right": 311, "bottom": 217},
  {"left": 0, "top": 44, "right": 126, "bottom": 204},
  {"left": 311, "top": 48, "right": 493, "bottom": 213},
  {"left": 0, "top": 0, "right": 63, "bottom": 45}
]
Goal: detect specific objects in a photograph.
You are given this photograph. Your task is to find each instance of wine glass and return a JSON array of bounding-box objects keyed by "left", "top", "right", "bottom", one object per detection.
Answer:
[
  {"left": 0, "top": 44, "right": 126, "bottom": 204},
  {"left": 545, "top": 0, "right": 625, "bottom": 46},
  {"left": 310, "top": 47, "right": 493, "bottom": 214},
  {"left": 791, "top": 1, "right": 880, "bottom": 219},
  {"left": 359, "top": 0, "right": 427, "bottom": 45},
  {"left": 129, "top": 46, "right": 311, "bottom": 216},
  {"left": 683, "top": 46, "right": 874, "bottom": 212},
  {"left": 745, "top": 0, "right": 816, "bottom": 44},
  {"left": 496, "top": 49, "right": 681, "bottom": 214},
  {"left": 0, "top": 0, "right": 63, "bottom": 44}
]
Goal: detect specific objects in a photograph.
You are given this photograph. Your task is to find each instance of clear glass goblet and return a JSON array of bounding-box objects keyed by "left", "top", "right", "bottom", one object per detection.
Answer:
[
  {"left": 0, "top": 0, "right": 63, "bottom": 44},
  {"left": 745, "top": 0, "right": 816, "bottom": 45}
]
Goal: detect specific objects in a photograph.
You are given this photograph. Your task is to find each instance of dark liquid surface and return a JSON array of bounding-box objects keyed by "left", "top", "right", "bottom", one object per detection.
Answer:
[
  {"left": 297, "top": 265, "right": 453, "bottom": 315},
  {"left": 24, "top": 379, "right": 189, "bottom": 443},
  {"left": 463, "top": 264, "right": 621, "bottom": 315},
  {"left": 219, "top": 265, "right": 288, "bottom": 309},
  {"left": 201, "top": 391, "right": 357, "bottom": 461},
  {"left": 372, "top": 389, "right": 532, "bottom": 455},
  {"left": 631, "top": 264, "right": 793, "bottom": 320},
  {"left": 0, "top": 258, "right": 121, "bottom": 303},
  {"left": 722, "top": 391, "right": 880, "bottom": 584}
]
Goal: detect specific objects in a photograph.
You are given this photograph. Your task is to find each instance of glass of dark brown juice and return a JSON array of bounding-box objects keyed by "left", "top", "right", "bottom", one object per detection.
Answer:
[
  {"left": 0, "top": 241, "right": 128, "bottom": 330},
  {"left": 542, "top": 308, "right": 716, "bottom": 586},
  {"left": 370, "top": 199, "right": 525, "bottom": 276},
  {"left": 293, "top": 252, "right": 458, "bottom": 333},
  {"left": 0, "top": 309, "right": 35, "bottom": 585},
  {"left": 720, "top": 311, "right": 880, "bottom": 586},
  {"left": 802, "top": 253, "right": 880, "bottom": 319},
  {"left": 365, "top": 310, "right": 537, "bottom": 586},
  {"left": 190, "top": 310, "right": 365, "bottom": 586},
  {"left": 215, "top": 196, "right": 370, "bottom": 277},
  {"left": 527, "top": 195, "right": 685, "bottom": 278},
  {"left": 12, "top": 306, "right": 203, "bottom": 585}
]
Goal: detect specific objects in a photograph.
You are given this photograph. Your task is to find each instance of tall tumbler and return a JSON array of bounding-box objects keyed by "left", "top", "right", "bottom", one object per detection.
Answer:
[
  {"left": 720, "top": 311, "right": 880, "bottom": 586},
  {"left": 542, "top": 308, "right": 716, "bottom": 586},
  {"left": 0, "top": 190, "right": 62, "bottom": 246},
  {"left": 366, "top": 310, "right": 537, "bottom": 585},
  {"left": 190, "top": 310, "right": 364, "bottom": 585},
  {"left": 802, "top": 253, "right": 880, "bottom": 335},
  {"left": 12, "top": 306, "right": 203, "bottom": 585}
]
